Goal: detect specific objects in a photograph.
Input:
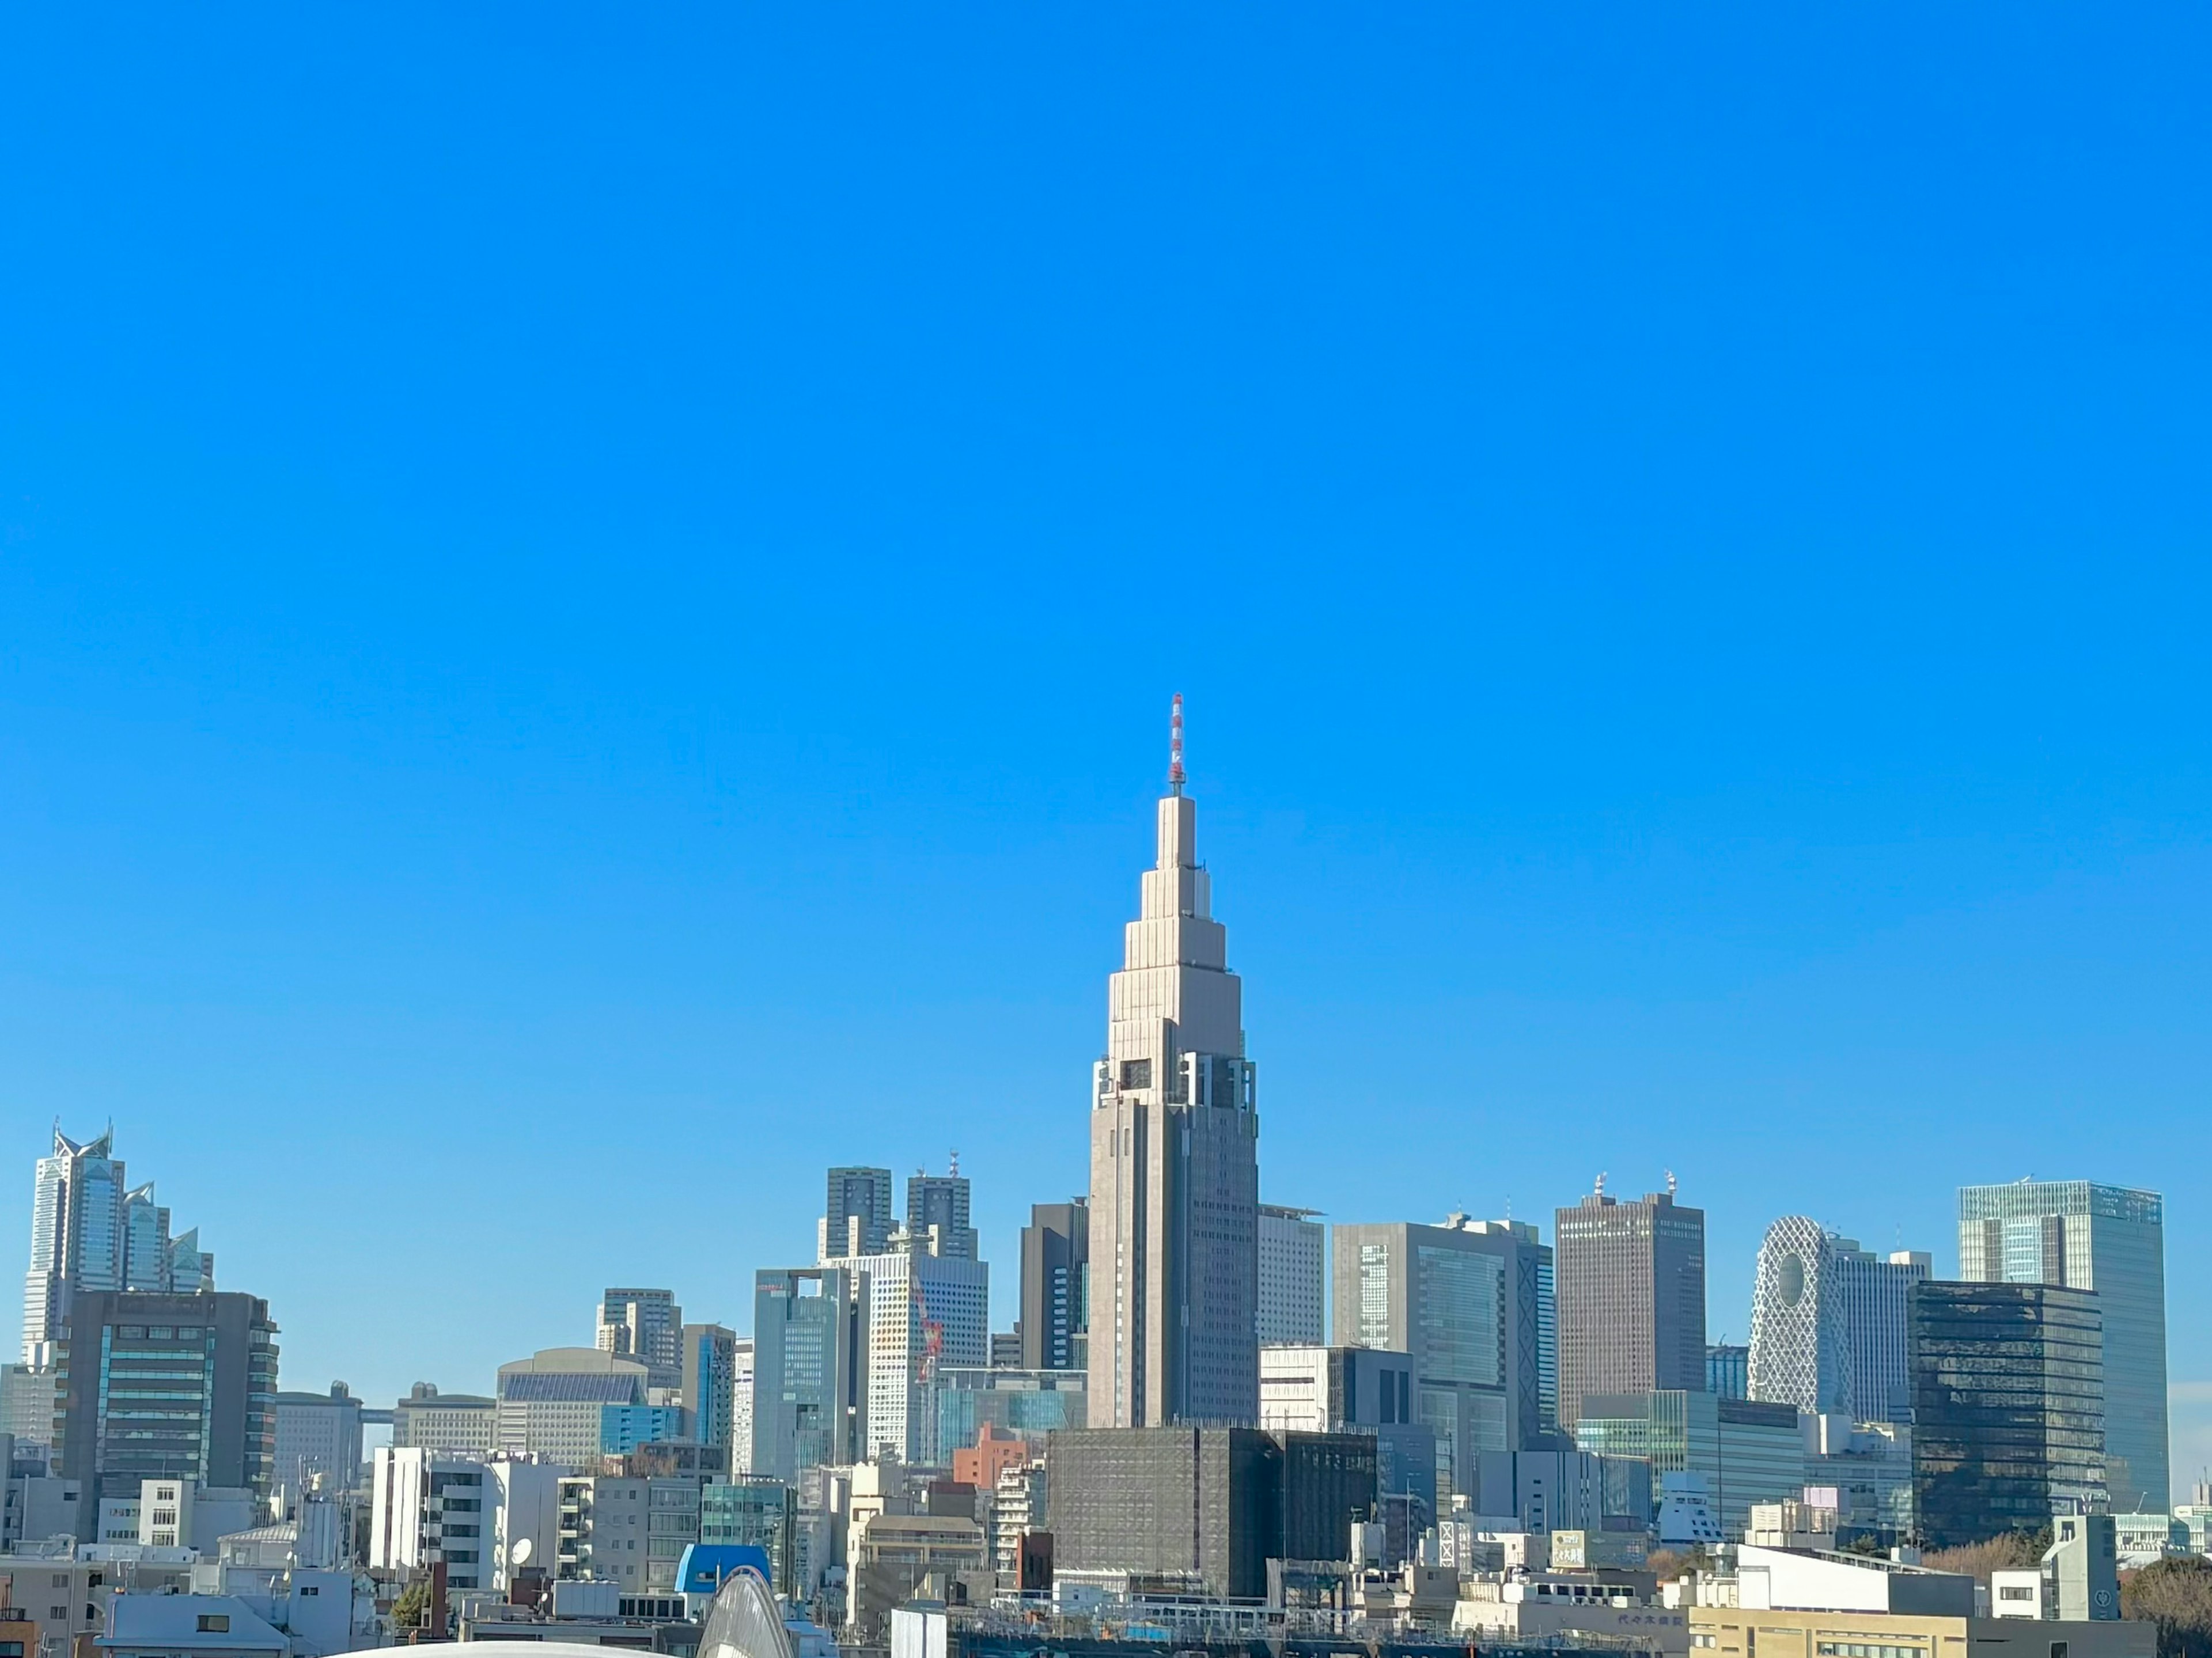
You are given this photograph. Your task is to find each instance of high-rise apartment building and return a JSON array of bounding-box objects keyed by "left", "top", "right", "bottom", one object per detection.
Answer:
[
  {"left": 680, "top": 1323, "right": 740, "bottom": 1455},
  {"left": 1554, "top": 1182, "right": 1705, "bottom": 1431},
  {"left": 49, "top": 1289, "right": 279, "bottom": 1539},
  {"left": 1909, "top": 1280, "right": 2107, "bottom": 1547},
  {"left": 1748, "top": 1217, "right": 1930, "bottom": 1421},
  {"left": 750, "top": 1266, "right": 862, "bottom": 1484},
  {"left": 1087, "top": 705, "right": 1260, "bottom": 1428},
  {"left": 1331, "top": 1216, "right": 1557, "bottom": 1501},
  {"left": 1957, "top": 1181, "right": 2168, "bottom": 1509},
  {"left": 905, "top": 1164, "right": 979, "bottom": 1261},
  {"left": 821, "top": 1168, "right": 895, "bottom": 1262},
  {"left": 1257, "top": 1205, "right": 1326, "bottom": 1345},
  {"left": 22, "top": 1130, "right": 214, "bottom": 1367},
  {"left": 1017, "top": 1200, "right": 1088, "bottom": 1371},
  {"left": 597, "top": 1289, "right": 683, "bottom": 1394}
]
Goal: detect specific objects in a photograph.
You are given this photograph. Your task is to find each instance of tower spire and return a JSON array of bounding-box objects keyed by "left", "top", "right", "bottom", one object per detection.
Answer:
[{"left": 1169, "top": 693, "right": 1185, "bottom": 794}]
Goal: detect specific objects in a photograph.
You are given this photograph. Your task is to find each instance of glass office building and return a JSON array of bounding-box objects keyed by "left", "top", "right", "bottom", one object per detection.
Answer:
[
  {"left": 699, "top": 1477, "right": 797, "bottom": 1595},
  {"left": 1909, "top": 1280, "right": 2105, "bottom": 1547},
  {"left": 1958, "top": 1181, "right": 2166, "bottom": 1509},
  {"left": 1574, "top": 1389, "right": 1803, "bottom": 1538}
]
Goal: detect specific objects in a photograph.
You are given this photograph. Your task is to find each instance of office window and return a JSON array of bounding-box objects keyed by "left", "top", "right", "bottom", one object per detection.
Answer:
[{"left": 198, "top": 1616, "right": 230, "bottom": 1633}]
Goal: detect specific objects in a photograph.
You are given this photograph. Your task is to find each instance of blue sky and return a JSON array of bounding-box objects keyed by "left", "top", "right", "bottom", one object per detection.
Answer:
[{"left": 3, "top": 7, "right": 2210, "bottom": 1474}]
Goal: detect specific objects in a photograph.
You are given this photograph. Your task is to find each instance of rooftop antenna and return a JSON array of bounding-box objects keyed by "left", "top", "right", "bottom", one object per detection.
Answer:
[
  {"left": 1169, "top": 694, "right": 1185, "bottom": 795},
  {"left": 1594, "top": 1171, "right": 1607, "bottom": 1197},
  {"left": 1666, "top": 1170, "right": 1677, "bottom": 1196},
  {"left": 949, "top": 1150, "right": 960, "bottom": 1177}
]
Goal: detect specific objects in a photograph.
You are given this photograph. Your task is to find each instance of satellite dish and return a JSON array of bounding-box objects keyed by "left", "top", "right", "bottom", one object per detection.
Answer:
[{"left": 512, "top": 1537, "right": 533, "bottom": 1567}]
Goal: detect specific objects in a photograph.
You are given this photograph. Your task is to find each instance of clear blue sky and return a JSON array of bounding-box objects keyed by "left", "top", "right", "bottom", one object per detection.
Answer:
[{"left": 4, "top": 7, "right": 2209, "bottom": 1474}]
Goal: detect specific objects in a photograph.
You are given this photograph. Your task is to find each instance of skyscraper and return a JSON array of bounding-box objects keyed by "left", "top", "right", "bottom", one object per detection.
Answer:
[
  {"left": 905, "top": 1164, "right": 979, "bottom": 1261},
  {"left": 596, "top": 1288, "right": 683, "bottom": 1394},
  {"left": 1087, "top": 700, "right": 1260, "bottom": 1428},
  {"left": 1909, "top": 1280, "right": 2106, "bottom": 1547},
  {"left": 1257, "top": 1205, "right": 1326, "bottom": 1345},
  {"left": 823, "top": 1168, "right": 896, "bottom": 1262},
  {"left": 1747, "top": 1216, "right": 1929, "bottom": 1421},
  {"left": 751, "top": 1265, "right": 862, "bottom": 1484},
  {"left": 22, "top": 1129, "right": 213, "bottom": 1367},
  {"left": 1957, "top": 1180, "right": 2168, "bottom": 1509},
  {"left": 50, "top": 1289, "right": 280, "bottom": 1538},
  {"left": 1018, "top": 1198, "right": 1089, "bottom": 1371},
  {"left": 1330, "top": 1216, "right": 1557, "bottom": 1502},
  {"left": 1554, "top": 1180, "right": 1705, "bottom": 1432},
  {"left": 681, "top": 1322, "right": 741, "bottom": 1454}
]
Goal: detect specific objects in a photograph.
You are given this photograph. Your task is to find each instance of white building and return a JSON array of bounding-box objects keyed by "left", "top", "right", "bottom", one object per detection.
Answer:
[
  {"left": 496, "top": 1349, "right": 648, "bottom": 1464},
  {"left": 822, "top": 1250, "right": 988, "bottom": 1464},
  {"left": 391, "top": 1383, "right": 497, "bottom": 1453},
  {"left": 731, "top": 1340, "right": 755, "bottom": 1470},
  {"left": 1257, "top": 1206, "right": 1325, "bottom": 1345},
  {"left": 1748, "top": 1217, "right": 1929, "bottom": 1421},
  {"left": 370, "top": 1448, "right": 561, "bottom": 1595}
]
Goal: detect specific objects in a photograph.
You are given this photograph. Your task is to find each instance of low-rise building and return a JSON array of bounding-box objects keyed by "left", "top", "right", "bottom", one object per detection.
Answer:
[
  {"left": 1688, "top": 1605, "right": 2152, "bottom": 1658},
  {"left": 845, "top": 1512, "right": 987, "bottom": 1641},
  {"left": 1455, "top": 1574, "right": 1689, "bottom": 1654}
]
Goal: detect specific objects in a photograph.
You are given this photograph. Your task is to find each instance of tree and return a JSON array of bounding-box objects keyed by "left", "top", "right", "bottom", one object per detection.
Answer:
[
  {"left": 1922, "top": 1527, "right": 2051, "bottom": 1584},
  {"left": 2123, "top": 1558, "right": 2212, "bottom": 1658},
  {"left": 391, "top": 1580, "right": 430, "bottom": 1631}
]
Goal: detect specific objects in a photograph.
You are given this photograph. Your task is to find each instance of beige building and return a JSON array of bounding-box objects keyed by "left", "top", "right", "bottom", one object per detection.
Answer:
[
  {"left": 1690, "top": 1606, "right": 2155, "bottom": 1658},
  {"left": 844, "top": 1511, "right": 988, "bottom": 1640},
  {"left": 1087, "top": 717, "right": 1260, "bottom": 1430}
]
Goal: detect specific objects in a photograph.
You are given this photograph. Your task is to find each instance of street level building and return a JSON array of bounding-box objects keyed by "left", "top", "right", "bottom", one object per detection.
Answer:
[
  {"left": 1330, "top": 1215, "right": 1558, "bottom": 1501},
  {"left": 1087, "top": 711, "right": 1261, "bottom": 1429},
  {"left": 1908, "top": 1280, "right": 2106, "bottom": 1547},
  {"left": 1958, "top": 1181, "right": 2168, "bottom": 1509},
  {"left": 1555, "top": 1182, "right": 1705, "bottom": 1433},
  {"left": 1749, "top": 1217, "right": 1930, "bottom": 1421}
]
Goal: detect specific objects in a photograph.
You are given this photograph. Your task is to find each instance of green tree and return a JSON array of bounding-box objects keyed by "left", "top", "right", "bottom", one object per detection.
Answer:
[
  {"left": 392, "top": 1580, "right": 430, "bottom": 1630},
  {"left": 2123, "top": 1558, "right": 2212, "bottom": 1658}
]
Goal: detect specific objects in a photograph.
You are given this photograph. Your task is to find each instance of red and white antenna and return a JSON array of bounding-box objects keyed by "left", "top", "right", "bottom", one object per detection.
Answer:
[{"left": 1169, "top": 693, "right": 1185, "bottom": 794}]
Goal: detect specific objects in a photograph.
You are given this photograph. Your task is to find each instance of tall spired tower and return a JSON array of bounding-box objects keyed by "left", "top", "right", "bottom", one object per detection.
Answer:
[{"left": 1087, "top": 697, "right": 1260, "bottom": 1427}]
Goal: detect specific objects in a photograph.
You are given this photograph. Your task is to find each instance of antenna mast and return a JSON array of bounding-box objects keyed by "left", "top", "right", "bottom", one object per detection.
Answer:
[{"left": 1169, "top": 694, "right": 1185, "bottom": 794}]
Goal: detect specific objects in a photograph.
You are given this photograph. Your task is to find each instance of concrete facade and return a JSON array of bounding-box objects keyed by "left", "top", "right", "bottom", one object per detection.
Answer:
[{"left": 1087, "top": 758, "right": 1260, "bottom": 1430}]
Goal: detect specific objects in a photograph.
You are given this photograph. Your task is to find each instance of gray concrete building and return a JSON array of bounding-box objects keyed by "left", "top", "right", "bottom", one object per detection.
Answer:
[
  {"left": 1330, "top": 1215, "right": 1557, "bottom": 1503},
  {"left": 1957, "top": 1180, "right": 2167, "bottom": 1509},
  {"left": 596, "top": 1288, "right": 683, "bottom": 1394},
  {"left": 1087, "top": 710, "right": 1260, "bottom": 1429},
  {"left": 1018, "top": 1199, "right": 1088, "bottom": 1371},
  {"left": 751, "top": 1265, "right": 862, "bottom": 1483},
  {"left": 1554, "top": 1182, "right": 1705, "bottom": 1432},
  {"left": 50, "top": 1289, "right": 279, "bottom": 1539},
  {"left": 1045, "top": 1425, "right": 1375, "bottom": 1599},
  {"left": 822, "top": 1168, "right": 895, "bottom": 1262}
]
